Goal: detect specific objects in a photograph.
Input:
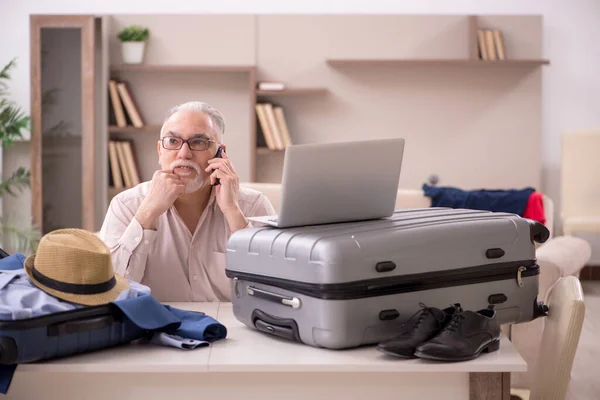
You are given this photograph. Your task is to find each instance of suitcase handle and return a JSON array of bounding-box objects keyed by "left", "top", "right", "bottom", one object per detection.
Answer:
[
  {"left": 251, "top": 309, "right": 301, "bottom": 343},
  {"left": 47, "top": 314, "right": 115, "bottom": 336},
  {"left": 246, "top": 286, "right": 301, "bottom": 309}
]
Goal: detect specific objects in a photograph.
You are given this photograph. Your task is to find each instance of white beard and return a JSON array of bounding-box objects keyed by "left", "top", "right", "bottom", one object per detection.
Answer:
[
  {"left": 184, "top": 176, "right": 204, "bottom": 194},
  {"left": 170, "top": 160, "right": 204, "bottom": 194}
]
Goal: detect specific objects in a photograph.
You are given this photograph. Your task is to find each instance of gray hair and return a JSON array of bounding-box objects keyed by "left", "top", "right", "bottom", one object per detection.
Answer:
[{"left": 160, "top": 101, "right": 225, "bottom": 138}]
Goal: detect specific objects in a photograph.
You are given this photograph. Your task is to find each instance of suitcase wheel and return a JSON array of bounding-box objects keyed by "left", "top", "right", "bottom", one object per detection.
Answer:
[{"left": 532, "top": 300, "right": 549, "bottom": 320}]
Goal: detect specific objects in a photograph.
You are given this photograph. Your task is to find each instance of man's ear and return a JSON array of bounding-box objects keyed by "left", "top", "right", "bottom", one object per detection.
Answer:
[{"left": 221, "top": 144, "right": 227, "bottom": 153}]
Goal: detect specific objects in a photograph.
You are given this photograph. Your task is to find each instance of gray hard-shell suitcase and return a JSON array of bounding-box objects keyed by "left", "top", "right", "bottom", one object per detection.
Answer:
[{"left": 225, "top": 208, "right": 550, "bottom": 349}]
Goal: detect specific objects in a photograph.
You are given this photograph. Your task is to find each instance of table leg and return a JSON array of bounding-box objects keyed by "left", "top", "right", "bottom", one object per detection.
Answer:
[{"left": 469, "top": 372, "right": 510, "bottom": 400}]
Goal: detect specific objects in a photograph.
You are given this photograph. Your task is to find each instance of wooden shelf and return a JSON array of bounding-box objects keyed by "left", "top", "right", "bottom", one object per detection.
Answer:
[
  {"left": 326, "top": 59, "right": 550, "bottom": 67},
  {"left": 256, "top": 88, "right": 328, "bottom": 97},
  {"left": 110, "top": 64, "right": 256, "bottom": 73},
  {"left": 108, "top": 125, "right": 162, "bottom": 134},
  {"left": 256, "top": 147, "right": 285, "bottom": 155}
]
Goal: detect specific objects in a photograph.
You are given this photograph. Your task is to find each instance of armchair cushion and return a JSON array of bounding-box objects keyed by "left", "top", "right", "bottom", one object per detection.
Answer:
[
  {"left": 563, "top": 216, "right": 600, "bottom": 235},
  {"left": 535, "top": 235, "right": 592, "bottom": 280}
]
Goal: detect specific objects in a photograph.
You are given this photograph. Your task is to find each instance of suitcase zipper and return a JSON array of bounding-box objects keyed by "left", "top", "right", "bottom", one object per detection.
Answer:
[{"left": 226, "top": 261, "right": 539, "bottom": 300}]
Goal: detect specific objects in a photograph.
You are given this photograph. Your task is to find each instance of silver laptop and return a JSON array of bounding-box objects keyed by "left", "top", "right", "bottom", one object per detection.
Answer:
[{"left": 249, "top": 138, "right": 405, "bottom": 228}]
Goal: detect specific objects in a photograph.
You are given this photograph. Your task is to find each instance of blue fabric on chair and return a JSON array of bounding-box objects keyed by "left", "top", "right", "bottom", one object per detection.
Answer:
[{"left": 422, "top": 184, "right": 535, "bottom": 216}]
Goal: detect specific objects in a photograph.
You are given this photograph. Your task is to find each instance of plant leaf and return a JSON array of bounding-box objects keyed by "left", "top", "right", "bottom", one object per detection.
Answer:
[
  {"left": 0, "top": 215, "right": 41, "bottom": 254},
  {"left": 0, "top": 167, "right": 30, "bottom": 197},
  {"left": 0, "top": 58, "right": 17, "bottom": 84},
  {"left": 0, "top": 57, "right": 38, "bottom": 255},
  {"left": 0, "top": 58, "right": 30, "bottom": 145}
]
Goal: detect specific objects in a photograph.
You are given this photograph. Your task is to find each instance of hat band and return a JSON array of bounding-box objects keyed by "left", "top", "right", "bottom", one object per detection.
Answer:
[{"left": 32, "top": 266, "right": 117, "bottom": 295}]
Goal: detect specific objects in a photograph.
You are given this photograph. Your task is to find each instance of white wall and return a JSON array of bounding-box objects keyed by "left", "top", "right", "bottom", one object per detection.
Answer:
[{"left": 2, "top": 0, "right": 600, "bottom": 238}]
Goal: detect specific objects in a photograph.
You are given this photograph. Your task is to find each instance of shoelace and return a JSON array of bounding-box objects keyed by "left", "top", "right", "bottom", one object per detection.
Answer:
[
  {"left": 402, "top": 303, "right": 449, "bottom": 333},
  {"left": 444, "top": 313, "right": 466, "bottom": 333}
]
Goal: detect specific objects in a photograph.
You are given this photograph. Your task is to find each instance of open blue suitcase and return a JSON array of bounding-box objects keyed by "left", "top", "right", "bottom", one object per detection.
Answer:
[{"left": 0, "top": 249, "right": 148, "bottom": 365}]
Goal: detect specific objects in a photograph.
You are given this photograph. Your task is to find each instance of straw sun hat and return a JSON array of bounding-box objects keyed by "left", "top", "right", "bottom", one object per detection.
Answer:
[{"left": 24, "top": 228, "right": 129, "bottom": 306}]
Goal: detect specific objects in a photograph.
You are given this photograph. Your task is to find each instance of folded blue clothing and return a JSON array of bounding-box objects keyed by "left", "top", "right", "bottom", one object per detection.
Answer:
[
  {"left": 422, "top": 183, "right": 535, "bottom": 216},
  {"left": 110, "top": 295, "right": 228, "bottom": 344},
  {"left": 163, "top": 305, "right": 228, "bottom": 342}
]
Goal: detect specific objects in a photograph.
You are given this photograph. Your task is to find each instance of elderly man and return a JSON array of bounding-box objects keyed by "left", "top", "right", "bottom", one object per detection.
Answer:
[{"left": 99, "top": 101, "right": 275, "bottom": 302}]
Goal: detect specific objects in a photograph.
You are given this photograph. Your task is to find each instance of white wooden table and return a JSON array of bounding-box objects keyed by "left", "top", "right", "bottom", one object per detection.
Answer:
[{"left": 5, "top": 302, "right": 526, "bottom": 400}]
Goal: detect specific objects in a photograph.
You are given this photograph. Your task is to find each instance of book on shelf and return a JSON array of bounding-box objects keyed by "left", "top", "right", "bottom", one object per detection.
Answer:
[
  {"left": 263, "top": 103, "right": 285, "bottom": 150},
  {"left": 477, "top": 28, "right": 506, "bottom": 61},
  {"left": 108, "top": 79, "right": 145, "bottom": 128},
  {"left": 108, "top": 80, "right": 126, "bottom": 127},
  {"left": 273, "top": 107, "right": 292, "bottom": 148},
  {"left": 108, "top": 139, "right": 141, "bottom": 190},
  {"left": 477, "top": 30, "right": 488, "bottom": 60},
  {"left": 257, "top": 81, "right": 285, "bottom": 91},
  {"left": 255, "top": 102, "right": 293, "bottom": 151},
  {"left": 255, "top": 104, "right": 277, "bottom": 150},
  {"left": 485, "top": 30, "right": 497, "bottom": 61},
  {"left": 107, "top": 141, "right": 123, "bottom": 189},
  {"left": 492, "top": 29, "right": 506, "bottom": 60}
]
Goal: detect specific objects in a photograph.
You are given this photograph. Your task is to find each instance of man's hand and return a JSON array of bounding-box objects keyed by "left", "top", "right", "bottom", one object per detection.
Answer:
[
  {"left": 135, "top": 170, "right": 186, "bottom": 230},
  {"left": 206, "top": 151, "right": 248, "bottom": 232},
  {"left": 206, "top": 150, "right": 240, "bottom": 213}
]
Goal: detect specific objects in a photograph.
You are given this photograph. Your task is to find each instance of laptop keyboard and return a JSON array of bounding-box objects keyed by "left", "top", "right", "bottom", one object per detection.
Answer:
[{"left": 268, "top": 218, "right": 278, "bottom": 223}]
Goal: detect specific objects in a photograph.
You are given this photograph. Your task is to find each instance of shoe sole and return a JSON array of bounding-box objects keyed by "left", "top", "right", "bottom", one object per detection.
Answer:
[
  {"left": 413, "top": 339, "right": 500, "bottom": 362},
  {"left": 376, "top": 346, "right": 417, "bottom": 359}
]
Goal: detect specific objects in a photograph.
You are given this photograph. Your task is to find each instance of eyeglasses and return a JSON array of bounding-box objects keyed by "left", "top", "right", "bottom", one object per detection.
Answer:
[{"left": 160, "top": 136, "right": 219, "bottom": 152}]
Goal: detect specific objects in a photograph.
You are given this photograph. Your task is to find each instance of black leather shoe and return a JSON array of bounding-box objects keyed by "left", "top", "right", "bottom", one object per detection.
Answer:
[
  {"left": 377, "top": 303, "right": 462, "bottom": 358},
  {"left": 414, "top": 308, "right": 501, "bottom": 362}
]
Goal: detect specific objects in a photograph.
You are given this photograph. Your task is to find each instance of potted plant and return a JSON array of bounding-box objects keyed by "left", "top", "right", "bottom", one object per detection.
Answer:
[
  {"left": 0, "top": 58, "right": 41, "bottom": 254},
  {"left": 117, "top": 25, "right": 150, "bottom": 64}
]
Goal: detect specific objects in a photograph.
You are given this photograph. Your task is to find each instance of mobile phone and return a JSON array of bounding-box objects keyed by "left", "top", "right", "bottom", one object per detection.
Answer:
[{"left": 212, "top": 146, "right": 224, "bottom": 186}]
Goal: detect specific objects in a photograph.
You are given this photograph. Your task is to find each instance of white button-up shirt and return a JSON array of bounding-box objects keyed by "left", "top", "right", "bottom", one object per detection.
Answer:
[{"left": 98, "top": 181, "right": 275, "bottom": 302}]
